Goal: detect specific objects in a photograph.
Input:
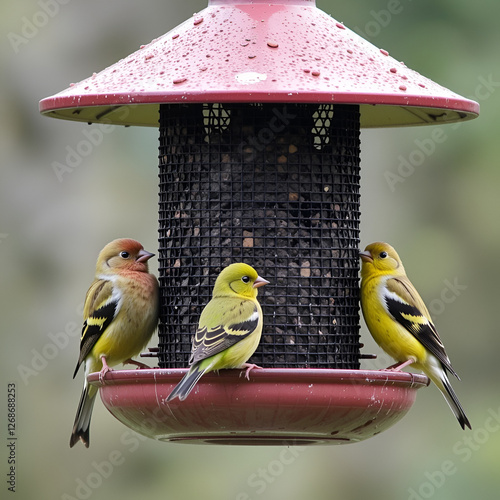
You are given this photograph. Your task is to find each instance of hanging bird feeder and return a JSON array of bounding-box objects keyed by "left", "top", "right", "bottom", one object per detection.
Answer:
[{"left": 40, "top": 0, "right": 477, "bottom": 445}]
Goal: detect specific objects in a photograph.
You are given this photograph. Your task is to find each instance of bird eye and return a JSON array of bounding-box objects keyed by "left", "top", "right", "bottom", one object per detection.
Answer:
[
  {"left": 379, "top": 251, "right": 388, "bottom": 259},
  {"left": 120, "top": 251, "right": 130, "bottom": 259},
  {"left": 241, "top": 276, "right": 250, "bottom": 283}
]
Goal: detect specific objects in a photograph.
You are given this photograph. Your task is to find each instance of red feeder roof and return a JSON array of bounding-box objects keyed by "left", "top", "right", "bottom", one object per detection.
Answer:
[{"left": 39, "top": 0, "right": 479, "bottom": 127}]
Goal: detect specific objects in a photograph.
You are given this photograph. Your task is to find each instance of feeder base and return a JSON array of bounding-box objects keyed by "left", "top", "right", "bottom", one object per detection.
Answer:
[{"left": 88, "top": 368, "right": 429, "bottom": 445}]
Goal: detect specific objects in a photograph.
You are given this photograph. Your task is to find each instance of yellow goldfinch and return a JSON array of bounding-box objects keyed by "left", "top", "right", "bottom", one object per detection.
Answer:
[
  {"left": 360, "top": 242, "right": 471, "bottom": 430},
  {"left": 167, "top": 263, "right": 269, "bottom": 402},
  {"left": 70, "top": 239, "right": 159, "bottom": 448}
]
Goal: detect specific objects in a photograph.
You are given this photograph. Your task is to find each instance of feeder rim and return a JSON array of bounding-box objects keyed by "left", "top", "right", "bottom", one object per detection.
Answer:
[
  {"left": 88, "top": 367, "right": 430, "bottom": 388},
  {"left": 39, "top": 92, "right": 478, "bottom": 129}
]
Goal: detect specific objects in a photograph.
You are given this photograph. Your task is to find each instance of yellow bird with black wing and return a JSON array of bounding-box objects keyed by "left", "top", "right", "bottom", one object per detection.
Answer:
[
  {"left": 359, "top": 241, "right": 471, "bottom": 430},
  {"left": 167, "top": 263, "right": 269, "bottom": 402},
  {"left": 70, "top": 239, "right": 159, "bottom": 448}
]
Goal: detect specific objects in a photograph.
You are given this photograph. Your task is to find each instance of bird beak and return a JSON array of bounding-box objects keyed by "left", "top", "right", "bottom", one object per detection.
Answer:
[
  {"left": 136, "top": 249, "right": 155, "bottom": 263},
  {"left": 359, "top": 250, "right": 373, "bottom": 263},
  {"left": 253, "top": 276, "right": 270, "bottom": 288}
]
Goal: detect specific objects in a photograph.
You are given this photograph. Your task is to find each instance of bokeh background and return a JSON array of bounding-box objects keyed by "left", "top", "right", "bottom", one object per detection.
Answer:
[{"left": 1, "top": 0, "right": 499, "bottom": 499}]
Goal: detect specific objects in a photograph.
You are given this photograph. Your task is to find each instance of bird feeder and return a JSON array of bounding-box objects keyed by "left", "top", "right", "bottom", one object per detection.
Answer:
[{"left": 41, "top": 0, "right": 478, "bottom": 444}]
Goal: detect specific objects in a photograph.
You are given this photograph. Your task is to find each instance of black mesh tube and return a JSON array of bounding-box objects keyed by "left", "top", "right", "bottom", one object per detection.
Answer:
[{"left": 158, "top": 102, "right": 361, "bottom": 369}]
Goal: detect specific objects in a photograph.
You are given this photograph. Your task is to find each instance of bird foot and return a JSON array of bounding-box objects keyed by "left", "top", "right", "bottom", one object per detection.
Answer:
[
  {"left": 98, "top": 356, "right": 112, "bottom": 384},
  {"left": 124, "top": 358, "right": 150, "bottom": 370},
  {"left": 383, "top": 359, "right": 415, "bottom": 372},
  {"left": 240, "top": 363, "right": 262, "bottom": 380}
]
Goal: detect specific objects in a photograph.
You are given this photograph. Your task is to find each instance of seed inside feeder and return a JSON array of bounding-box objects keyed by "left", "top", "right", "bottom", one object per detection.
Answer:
[{"left": 158, "top": 102, "right": 362, "bottom": 369}]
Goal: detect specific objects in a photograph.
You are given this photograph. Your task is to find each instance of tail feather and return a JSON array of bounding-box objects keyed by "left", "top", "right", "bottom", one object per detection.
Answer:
[
  {"left": 440, "top": 376, "right": 471, "bottom": 430},
  {"left": 70, "top": 382, "right": 97, "bottom": 448},
  {"left": 167, "top": 363, "right": 208, "bottom": 402},
  {"left": 423, "top": 355, "right": 471, "bottom": 430}
]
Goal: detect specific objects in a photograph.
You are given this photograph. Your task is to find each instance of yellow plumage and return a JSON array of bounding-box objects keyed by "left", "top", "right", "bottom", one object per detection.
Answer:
[
  {"left": 360, "top": 241, "right": 471, "bottom": 430},
  {"left": 167, "top": 262, "right": 269, "bottom": 402},
  {"left": 360, "top": 272, "right": 428, "bottom": 365},
  {"left": 70, "top": 239, "right": 159, "bottom": 448}
]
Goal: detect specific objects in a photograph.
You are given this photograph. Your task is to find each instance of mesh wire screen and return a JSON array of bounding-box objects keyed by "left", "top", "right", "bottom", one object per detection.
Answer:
[{"left": 158, "top": 102, "right": 361, "bottom": 369}]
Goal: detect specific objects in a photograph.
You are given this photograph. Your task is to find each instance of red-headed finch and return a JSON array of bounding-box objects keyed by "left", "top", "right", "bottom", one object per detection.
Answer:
[{"left": 70, "top": 239, "right": 159, "bottom": 448}]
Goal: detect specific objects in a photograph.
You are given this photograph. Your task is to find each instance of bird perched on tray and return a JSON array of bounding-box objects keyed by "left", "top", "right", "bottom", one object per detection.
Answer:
[
  {"left": 167, "top": 262, "right": 269, "bottom": 402},
  {"left": 70, "top": 238, "right": 159, "bottom": 448},
  {"left": 359, "top": 241, "right": 471, "bottom": 430}
]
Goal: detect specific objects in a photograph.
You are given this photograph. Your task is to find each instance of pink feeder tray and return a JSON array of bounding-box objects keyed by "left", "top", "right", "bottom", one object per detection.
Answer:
[{"left": 88, "top": 368, "right": 429, "bottom": 445}]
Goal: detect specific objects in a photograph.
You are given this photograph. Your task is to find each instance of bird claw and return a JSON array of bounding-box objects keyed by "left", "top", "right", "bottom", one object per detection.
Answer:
[
  {"left": 383, "top": 359, "right": 415, "bottom": 372},
  {"left": 98, "top": 356, "right": 112, "bottom": 384},
  {"left": 240, "top": 363, "right": 262, "bottom": 380},
  {"left": 124, "top": 358, "right": 150, "bottom": 370}
]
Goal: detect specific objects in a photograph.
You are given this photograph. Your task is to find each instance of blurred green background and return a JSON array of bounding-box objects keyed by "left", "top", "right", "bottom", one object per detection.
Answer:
[{"left": 1, "top": 0, "right": 499, "bottom": 499}]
